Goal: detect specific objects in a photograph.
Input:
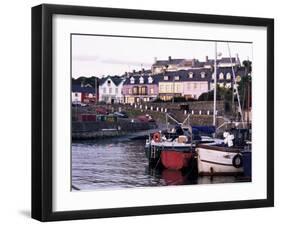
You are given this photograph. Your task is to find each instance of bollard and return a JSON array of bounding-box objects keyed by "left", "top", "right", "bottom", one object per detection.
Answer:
[
  {"left": 191, "top": 110, "right": 194, "bottom": 115},
  {"left": 150, "top": 106, "right": 153, "bottom": 111},
  {"left": 184, "top": 110, "right": 187, "bottom": 115},
  {"left": 156, "top": 107, "right": 159, "bottom": 111},
  {"left": 165, "top": 108, "right": 167, "bottom": 113},
  {"left": 161, "top": 107, "right": 163, "bottom": 112},
  {"left": 199, "top": 110, "right": 201, "bottom": 115},
  {"left": 145, "top": 105, "right": 148, "bottom": 110},
  {"left": 207, "top": 110, "right": 210, "bottom": 115}
]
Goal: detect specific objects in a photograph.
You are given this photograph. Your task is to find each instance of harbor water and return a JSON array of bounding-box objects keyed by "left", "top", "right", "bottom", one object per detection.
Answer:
[{"left": 72, "top": 138, "right": 249, "bottom": 191}]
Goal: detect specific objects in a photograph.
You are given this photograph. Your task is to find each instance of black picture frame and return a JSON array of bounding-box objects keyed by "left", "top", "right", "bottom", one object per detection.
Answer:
[{"left": 32, "top": 4, "right": 274, "bottom": 222}]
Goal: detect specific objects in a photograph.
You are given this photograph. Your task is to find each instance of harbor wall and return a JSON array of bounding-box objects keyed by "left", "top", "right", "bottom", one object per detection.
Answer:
[{"left": 72, "top": 119, "right": 157, "bottom": 139}]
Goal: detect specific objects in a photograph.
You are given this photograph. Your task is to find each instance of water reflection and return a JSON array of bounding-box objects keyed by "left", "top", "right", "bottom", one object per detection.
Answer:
[{"left": 72, "top": 139, "right": 248, "bottom": 191}]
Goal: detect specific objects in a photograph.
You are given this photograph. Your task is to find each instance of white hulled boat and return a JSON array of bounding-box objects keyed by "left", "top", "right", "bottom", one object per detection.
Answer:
[{"left": 196, "top": 42, "right": 251, "bottom": 176}]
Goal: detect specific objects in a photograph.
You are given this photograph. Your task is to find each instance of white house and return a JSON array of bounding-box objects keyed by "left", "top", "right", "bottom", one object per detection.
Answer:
[{"left": 98, "top": 76, "right": 124, "bottom": 104}]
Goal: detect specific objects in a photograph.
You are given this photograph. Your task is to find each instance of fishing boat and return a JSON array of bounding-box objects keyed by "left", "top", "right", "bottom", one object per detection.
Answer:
[
  {"left": 145, "top": 114, "right": 224, "bottom": 170},
  {"left": 196, "top": 42, "right": 252, "bottom": 176},
  {"left": 196, "top": 128, "right": 250, "bottom": 175}
]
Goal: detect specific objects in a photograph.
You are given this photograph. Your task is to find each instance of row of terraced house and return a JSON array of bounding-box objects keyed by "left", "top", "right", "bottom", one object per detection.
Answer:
[{"left": 72, "top": 55, "right": 248, "bottom": 104}]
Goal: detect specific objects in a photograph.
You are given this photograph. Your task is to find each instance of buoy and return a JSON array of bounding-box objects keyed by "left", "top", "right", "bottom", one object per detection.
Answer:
[{"left": 153, "top": 132, "right": 161, "bottom": 142}]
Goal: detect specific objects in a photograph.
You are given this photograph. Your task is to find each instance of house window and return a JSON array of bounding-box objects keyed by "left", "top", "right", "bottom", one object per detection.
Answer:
[
  {"left": 103, "top": 87, "right": 106, "bottom": 94},
  {"left": 164, "top": 75, "right": 169, "bottom": 81},
  {"left": 115, "top": 87, "right": 118, "bottom": 94},
  {"left": 139, "top": 77, "right": 144, "bottom": 84},
  {"left": 129, "top": 88, "right": 132, "bottom": 94},
  {"left": 175, "top": 76, "right": 179, "bottom": 81},
  {"left": 193, "top": 83, "right": 197, "bottom": 89},
  {"left": 109, "top": 88, "right": 112, "bottom": 94},
  {"left": 133, "top": 86, "right": 139, "bottom": 95},
  {"left": 148, "top": 76, "right": 153, "bottom": 83},
  {"left": 186, "top": 83, "right": 191, "bottom": 89},
  {"left": 226, "top": 72, "right": 231, "bottom": 80},
  {"left": 107, "top": 80, "right": 111, "bottom": 86},
  {"left": 141, "top": 86, "right": 147, "bottom": 95},
  {"left": 159, "top": 84, "right": 164, "bottom": 92},
  {"left": 150, "top": 88, "right": 154, "bottom": 94},
  {"left": 201, "top": 72, "right": 206, "bottom": 78},
  {"left": 166, "top": 84, "right": 172, "bottom": 93},
  {"left": 219, "top": 72, "right": 224, "bottom": 80},
  {"left": 188, "top": 72, "right": 193, "bottom": 78},
  {"left": 130, "top": 77, "right": 135, "bottom": 84}
]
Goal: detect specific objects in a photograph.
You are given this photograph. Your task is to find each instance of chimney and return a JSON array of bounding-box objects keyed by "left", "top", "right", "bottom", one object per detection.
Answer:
[
  {"left": 192, "top": 59, "right": 195, "bottom": 67},
  {"left": 154, "top": 57, "right": 157, "bottom": 63},
  {"left": 142, "top": 68, "right": 145, "bottom": 73},
  {"left": 168, "top": 56, "right": 172, "bottom": 61},
  {"left": 133, "top": 69, "right": 136, "bottom": 74},
  {"left": 205, "top": 55, "right": 209, "bottom": 62}
]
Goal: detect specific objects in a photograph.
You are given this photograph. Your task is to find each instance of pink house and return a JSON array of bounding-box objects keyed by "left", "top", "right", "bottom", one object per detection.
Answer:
[{"left": 122, "top": 74, "right": 160, "bottom": 104}]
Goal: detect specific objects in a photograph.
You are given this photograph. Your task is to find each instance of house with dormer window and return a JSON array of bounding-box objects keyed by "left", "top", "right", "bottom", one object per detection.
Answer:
[
  {"left": 158, "top": 69, "right": 210, "bottom": 100},
  {"left": 122, "top": 74, "right": 161, "bottom": 104},
  {"left": 98, "top": 76, "right": 124, "bottom": 104}
]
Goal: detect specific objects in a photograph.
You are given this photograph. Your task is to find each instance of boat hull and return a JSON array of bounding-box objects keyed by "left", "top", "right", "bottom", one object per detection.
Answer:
[
  {"left": 196, "top": 145, "right": 243, "bottom": 176},
  {"left": 242, "top": 151, "right": 252, "bottom": 178},
  {"left": 161, "top": 150, "right": 193, "bottom": 170}
]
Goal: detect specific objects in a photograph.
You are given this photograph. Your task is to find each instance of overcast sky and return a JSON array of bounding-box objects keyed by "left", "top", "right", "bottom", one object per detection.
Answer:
[{"left": 72, "top": 34, "right": 253, "bottom": 78}]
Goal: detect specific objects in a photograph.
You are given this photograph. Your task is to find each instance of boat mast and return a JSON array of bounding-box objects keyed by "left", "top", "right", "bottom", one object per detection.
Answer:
[
  {"left": 213, "top": 42, "right": 217, "bottom": 126},
  {"left": 227, "top": 43, "right": 244, "bottom": 128}
]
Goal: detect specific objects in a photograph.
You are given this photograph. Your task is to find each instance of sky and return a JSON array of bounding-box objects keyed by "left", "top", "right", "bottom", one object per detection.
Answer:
[{"left": 71, "top": 34, "right": 253, "bottom": 79}]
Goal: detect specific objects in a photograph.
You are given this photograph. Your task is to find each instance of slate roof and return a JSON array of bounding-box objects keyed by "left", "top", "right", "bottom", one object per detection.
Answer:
[
  {"left": 72, "top": 76, "right": 99, "bottom": 87},
  {"left": 123, "top": 66, "right": 246, "bottom": 84},
  {"left": 123, "top": 74, "right": 162, "bottom": 85},
  {"left": 99, "top": 75, "right": 123, "bottom": 86},
  {"left": 72, "top": 85, "right": 96, "bottom": 93},
  {"left": 215, "top": 67, "right": 246, "bottom": 76},
  {"left": 152, "top": 58, "right": 185, "bottom": 66},
  {"left": 219, "top": 57, "right": 237, "bottom": 64},
  {"left": 158, "top": 69, "right": 213, "bottom": 82},
  {"left": 203, "top": 58, "right": 238, "bottom": 66}
]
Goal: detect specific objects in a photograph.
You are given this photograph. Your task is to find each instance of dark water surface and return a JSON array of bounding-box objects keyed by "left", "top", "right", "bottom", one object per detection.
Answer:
[{"left": 72, "top": 139, "right": 244, "bottom": 191}]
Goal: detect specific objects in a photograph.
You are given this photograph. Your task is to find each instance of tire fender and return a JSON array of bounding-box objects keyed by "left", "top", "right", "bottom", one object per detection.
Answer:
[{"left": 232, "top": 154, "right": 243, "bottom": 168}]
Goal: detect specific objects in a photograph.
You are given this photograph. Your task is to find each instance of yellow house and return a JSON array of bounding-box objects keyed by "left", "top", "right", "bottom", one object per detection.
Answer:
[{"left": 158, "top": 71, "right": 209, "bottom": 100}]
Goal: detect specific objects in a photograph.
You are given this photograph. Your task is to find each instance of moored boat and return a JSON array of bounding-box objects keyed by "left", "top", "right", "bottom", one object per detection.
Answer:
[
  {"left": 196, "top": 128, "right": 251, "bottom": 176},
  {"left": 161, "top": 149, "right": 193, "bottom": 170},
  {"left": 196, "top": 144, "right": 244, "bottom": 176},
  {"left": 145, "top": 122, "right": 224, "bottom": 170}
]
